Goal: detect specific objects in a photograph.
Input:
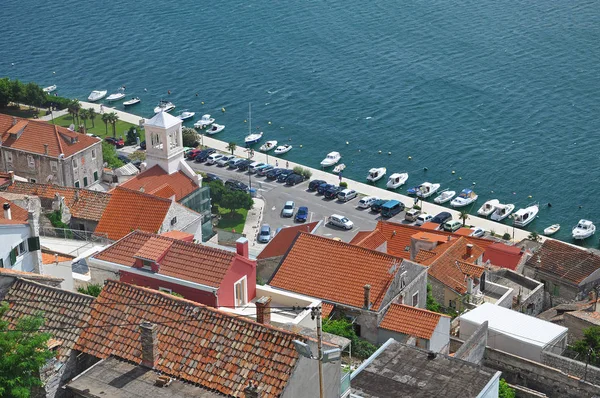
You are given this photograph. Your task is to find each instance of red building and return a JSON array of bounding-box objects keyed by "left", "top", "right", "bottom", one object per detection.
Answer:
[{"left": 91, "top": 231, "right": 256, "bottom": 308}]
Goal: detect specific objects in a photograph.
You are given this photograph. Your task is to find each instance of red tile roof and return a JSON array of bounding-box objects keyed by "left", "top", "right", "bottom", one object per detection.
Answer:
[
  {"left": 134, "top": 237, "right": 173, "bottom": 262},
  {"left": 525, "top": 239, "right": 600, "bottom": 286},
  {"left": 350, "top": 230, "right": 387, "bottom": 250},
  {"left": 0, "top": 268, "right": 63, "bottom": 283},
  {"left": 94, "top": 231, "right": 239, "bottom": 288},
  {"left": 379, "top": 304, "right": 449, "bottom": 339},
  {"left": 483, "top": 243, "right": 523, "bottom": 271},
  {"left": 322, "top": 303, "right": 335, "bottom": 318},
  {"left": 421, "top": 222, "right": 442, "bottom": 231},
  {"left": 74, "top": 280, "right": 301, "bottom": 398},
  {"left": 119, "top": 165, "right": 198, "bottom": 201},
  {"left": 160, "top": 230, "right": 194, "bottom": 241},
  {"left": 94, "top": 187, "right": 172, "bottom": 241},
  {"left": 269, "top": 233, "right": 405, "bottom": 311},
  {"left": 0, "top": 196, "right": 29, "bottom": 225},
  {"left": 427, "top": 238, "right": 485, "bottom": 294},
  {"left": 349, "top": 231, "right": 372, "bottom": 245},
  {"left": 0, "top": 114, "right": 100, "bottom": 158},
  {"left": 41, "top": 250, "right": 75, "bottom": 264},
  {"left": 256, "top": 221, "right": 320, "bottom": 260}
]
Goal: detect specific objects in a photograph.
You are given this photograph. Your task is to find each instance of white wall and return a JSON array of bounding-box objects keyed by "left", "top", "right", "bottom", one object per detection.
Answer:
[
  {"left": 0, "top": 224, "right": 35, "bottom": 272},
  {"left": 429, "top": 315, "right": 451, "bottom": 353},
  {"left": 476, "top": 371, "right": 501, "bottom": 398}
]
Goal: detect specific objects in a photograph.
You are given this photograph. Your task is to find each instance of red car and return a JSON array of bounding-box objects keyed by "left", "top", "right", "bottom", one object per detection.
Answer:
[{"left": 105, "top": 137, "right": 124, "bottom": 148}]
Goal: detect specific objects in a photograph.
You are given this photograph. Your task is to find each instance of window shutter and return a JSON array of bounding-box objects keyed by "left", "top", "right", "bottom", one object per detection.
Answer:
[
  {"left": 27, "top": 237, "right": 40, "bottom": 251},
  {"left": 10, "top": 248, "right": 17, "bottom": 265}
]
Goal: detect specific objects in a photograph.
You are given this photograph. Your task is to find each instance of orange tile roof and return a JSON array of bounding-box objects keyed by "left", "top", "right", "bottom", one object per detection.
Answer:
[
  {"left": 420, "top": 222, "right": 442, "bottom": 231},
  {"left": 349, "top": 231, "right": 372, "bottom": 245},
  {"left": 350, "top": 230, "right": 387, "bottom": 250},
  {"left": 148, "top": 183, "right": 177, "bottom": 199},
  {"left": 427, "top": 238, "right": 485, "bottom": 294},
  {"left": 455, "top": 228, "right": 474, "bottom": 236},
  {"left": 7, "top": 181, "right": 110, "bottom": 221},
  {"left": 270, "top": 233, "right": 405, "bottom": 311},
  {"left": 134, "top": 237, "right": 174, "bottom": 262},
  {"left": 0, "top": 114, "right": 100, "bottom": 158},
  {"left": 41, "top": 250, "right": 75, "bottom": 264},
  {"left": 94, "top": 231, "right": 239, "bottom": 288},
  {"left": 379, "top": 304, "right": 449, "bottom": 339},
  {"left": 119, "top": 165, "right": 198, "bottom": 201},
  {"left": 322, "top": 303, "right": 334, "bottom": 318},
  {"left": 74, "top": 280, "right": 301, "bottom": 398},
  {"left": 256, "top": 221, "right": 320, "bottom": 260},
  {"left": 160, "top": 230, "right": 194, "bottom": 241},
  {"left": 0, "top": 268, "right": 63, "bottom": 282},
  {"left": 94, "top": 187, "right": 172, "bottom": 241},
  {"left": 414, "top": 249, "right": 438, "bottom": 265},
  {"left": 0, "top": 196, "right": 29, "bottom": 225},
  {"left": 483, "top": 242, "right": 523, "bottom": 271}
]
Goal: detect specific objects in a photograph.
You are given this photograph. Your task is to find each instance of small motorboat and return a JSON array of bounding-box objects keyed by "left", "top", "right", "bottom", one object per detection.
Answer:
[
  {"left": 490, "top": 203, "right": 515, "bottom": 221},
  {"left": 416, "top": 182, "right": 440, "bottom": 199},
  {"left": 43, "top": 85, "right": 57, "bottom": 93},
  {"left": 366, "top": 167, "right": 386, "bottom": 183},
  {"left": 88, "top": 90, "right": 107, "bottom": 102},
  {"left": 544, "top": 224, "right": 560, "bottom": 236},
  {"left": 194, "top": 114, "right": 215, "bottom": 129},
  {"left": 386, "top": 173, "right": 408, "bottom": 189},
  {"left": 206, "top": 123, "right": 224, "bottom": 135},
  {"left": 572, "top": 219, "right": 596, "bottom": 240},
  {"left": 245, "top": 131, "right": 263, "bottom": 146},
  {"left": 477, "top": 199, "right": 500, "bottom": 217},
  {"left": 333, "top": 164, "right": 346, "bottom": 174},
  {"left": 154, "top": 100, "right": 175, "bottom": 114},
  {"left": 123, "top": 97, "right": 140, "bottom": 106},
  {"left": 434, "top": 190, "right": 456, "bottom": 204},
  {"left": 407, "top": 185, "right": 421, "bottom": 195},
  {"left": 260, "top": 140, "right": 278, "bottom": 152},
  {"left": 177, "top": 111, "right": 196, "bottom": 121},
  {"left": 513, "top": 204, "right": 539, "bottom": 227},
  {"left": 320, "top": 152, "right": 341, "bottom": 167},
  {"left": 451, "top": 189, "right": 478, "bottom": 208},
  {"left": 274, "top": 144, "right": 292, "bottom": 155},
  {"left": 106, "top": 87, "right": 126, "bottom": 102}
]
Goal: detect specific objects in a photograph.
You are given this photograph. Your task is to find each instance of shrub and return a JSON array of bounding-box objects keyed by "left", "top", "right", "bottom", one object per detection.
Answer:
[
  {"left": 322, "top": 317, "right": 378, "bottom": 359},
  {"left": 502, "top": 232, "right": 511, "bottom": 240},
  {"left": 182, "top": 127, "right": 199, "bottom": 147},
  {"left": 499, "top": 379, "right": 516, "bottom": 398},
  {"left": 412, "top": 204, "right": 421, "bottom": 210},
  {"left": 102, "top": 141, "right": 124, "bottom": 169},
  {"left": 125, "top": 126, "right": 138, "bottom": 145},
  {"left": 292, "top": 166, "right": 304, "bottom": 175},
  {"left": 301, "top": 168, "right": 312, "bottom": 179},
  {"left": 77, "top": 284, "right": 103, "bottom": 297},
  {"left": 339, "top": 181, "right": 348, "bottom": 188},
  {"left": 47, "top": 210, "right": 69, "bottom": 229}
]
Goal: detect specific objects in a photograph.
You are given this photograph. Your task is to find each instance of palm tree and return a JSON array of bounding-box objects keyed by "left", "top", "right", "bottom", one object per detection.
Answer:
[
  {"left": 101, "top": 113, "right": 110, "bottom": 135},
  {"left": 226, "top": 142, "right": 237, "bottom": 155},
  {"left": 79, "top": 108, "right": 89, "bottom": 130},
  {"left": 528, "top": 231, "right": 541, "bottom": 242},
  {"left": 67, "top": 99, "right": 81, "bottom": 126},
  {"left": 88, "top": 107, "right": 97, "bottom": 128},
  {"left": 108, "top": 112, "right": 119, "bottom": 137},
  {"left": 459, "top": 210, "right": 470, "bottom": 226}
]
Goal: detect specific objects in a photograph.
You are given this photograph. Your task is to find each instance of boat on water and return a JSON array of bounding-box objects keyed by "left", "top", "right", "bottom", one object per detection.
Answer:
[
  {"left": 386, "top": 173, "right": 408, "bottom": 189},
  {"left": 244, "top": 104, "right": 262, "bottom": 146},
  {"left": 544, "top": 224, "right": 560, "bottom": 236},
  {"left": 572, "top": 219, "right": 596, "bottom": 240},
  {"left": 333, "top": 164, "right": 346, "bottom": 174},
  {"left": 366, "top": 167, "right": 386, "bottom": 182},
  {"left": 260, "top": 140, "right": 277, "bottom": 152},
  {"left": 274, "top": 144, "right": 292, "bottom": 155},
  {"left": 154, "top": 100, "right": 175, "bottom": 114},
  {"left": 416, "top": 182, "right": 440, "bottom": 199},
  {"left": 194, "top": 114, "right": 215, "bottom": 129},
  {"left": 43, "top": 85, "right": 57, "bottom": 93},
  {"left": 206, "top": 123, "right": 224, "bottom": 135},
  {"left": 477, "top": 199, "right": 500, "bottom": 217},
  {"left": 88, "top": 90, "right": 107, "bottom": 102},
  {"left": 320, "top": 152, "right": 341, "bottom": 167},
  {"left": 513, "top": 203, "right": 539, "bottom": 227},
  {"left": 434, "top": 190, "right": 456, "bottom": 204},
  {"left": 407, "top": 185, "right": 421, "bottom": 195},
  {"left": 177, "top": 111, "right": 196, "bottom": 121},
  {"left": 123, "top": 97, "right": 140, "bottom": 106},
  {"left": 106, "top": 87, "right": 126, "bottom": 102},
  {"left": 450, "top": 189, "right": 478, "bottom": 207},
  {"left": 490, "top": 203, "right": 515, "bottom": 221}
]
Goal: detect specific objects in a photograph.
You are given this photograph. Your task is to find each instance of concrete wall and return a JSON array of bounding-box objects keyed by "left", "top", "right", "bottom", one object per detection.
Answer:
[
  {"left": 282, "top": 343, "right": 341, "bottom": 398},
  {"left": 0, "top": 223, "right": 36, "bottom": 272},
  {"left": 485, "top": 280, "right": 513, "bottom": 308},
  {"left": 379, "top": 260, "right": 428, "bottom": 310},
  {"left": 69, "top": 217, "right": 98, "bottom": 234},
  {"left": 455, "top": 321, "right": 488, "bottom": 365},
  {"left": 430, "top": 316, "right": 451, "bottom": 353},
  {"left": 256, "top": 255, "right": 284, "bottom": 283},
  {"left": 564, "top": 312, "right": 598, "bottom": 343},
  {"left": 477, "top": 371, "right": 501, "bottom": 398}
]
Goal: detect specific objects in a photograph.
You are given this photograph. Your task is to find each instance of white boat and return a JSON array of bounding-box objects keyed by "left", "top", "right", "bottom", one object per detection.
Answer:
[
  {"left": 366, "top": 167, "right": 386, "bottom": 182},
  {"left": 320, "top": 152, "right": 341, "bottom": 167},
  {"left": 106, "top": 87, "right": 126, "bottom": 102},
  {"left": 260, "top": 140, "right": 278, "bottom": 152},
  {"left": 416, "top": 182, "right": 440, "bottom": 198},
  {"left": 572, "top": 219, "right": 596, "bottom": 240},
  {"left": 333, "top": 164, "right": 346, "bottom": 174},
  {"left": 450, "top": 189, "right": 478, "bottom": 208},
  {"left": 43, "top": 85, "right": 57, "bottom": 93},
  {"left": 386, "top": 173, "right": 408, "bottom": 189},
  {"left": 123, "top": 97, "right": 140, "bottom": 106},
  {"left": 194, "top": 114, "right": 215, "bottom": 129},
  {"left": 513, "top": 204, "right": 539, "bottom": 227},
  {"left": 206, "top": 123, "right": 224, "bottom": 135},
  {"left": 245, "top": 132, "right": 263, "bottom": 145},
  {"left": 154, "top": 100, "right": 175, "bottom": 114},
  {"left": 434, "top": 190, "right": 456, "bottom": 204},
  {"left": 274, "top": 144, "right": 292, "bottom": 154},
  {"left": 544, "top": 224, "right": 560, "bottom": 236},
  {"left": 177, "top": 111, "right": 196, "bottom": 121},
  {"left": 490, "top": 203, "right": 515, "bottom": 221},
  {"left": 477, "top": 199, "right": 500, "bottom": 217},
  {"left": 88, "top": 90, "right": 107, "bottom": 102}
]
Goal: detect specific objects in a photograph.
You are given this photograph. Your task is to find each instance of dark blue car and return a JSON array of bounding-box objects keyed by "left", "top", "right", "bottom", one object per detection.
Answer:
[
  {"left": 295, "top": 206, "right": 308, "bottom": 222},
  {"left": 317, "top": 183, "right": 335, "bottom": 195}
]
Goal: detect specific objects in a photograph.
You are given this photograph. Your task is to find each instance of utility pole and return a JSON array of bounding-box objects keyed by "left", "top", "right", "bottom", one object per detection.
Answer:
[{"left": 312, "top": 306, "right": 324, "bottom": 398}]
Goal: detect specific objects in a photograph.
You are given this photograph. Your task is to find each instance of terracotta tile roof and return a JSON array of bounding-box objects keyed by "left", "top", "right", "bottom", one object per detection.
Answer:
[
  {"left": 349, "top": 231, "right": 372, "bottom": 245},
  {"left": 94, "top": 187, "right": 172, "bottom": 241},
  {"left": 6, "top": 181, "right": 110, "bottom": 221},
  {"left": 256, "top": 221, "right": 320, "bottom": 260},
  {"left": 0, "top": 268, "right": 63, "bottom": 283},
  {"left": 427, "top": 238, "right": 485, "bottom": 294},
  {"left": 483, "top": 242, "right": 523, "bottom": 271},
  {"left": 2, "top": 279, "right": 93, "bottom": 362},
  {"left": 133, "top": 236, "right": 174, "bottom": 262},
  {"left": 414, "top": 249, "right": 438, "bottom": 265},
  {"left": 269, "top": 233, "right": 405, "bottom": 311},
  {"left": 421, "top": 222, "right": 442, "bottom": 231},
  {"left": 94, "top": 231, "right": 238, "bottom": 288},
  {"left": 350, "top": 230, "right": 387, "bottom": 250},
  {"left": 379, "top": 304, "right": 449, "bottom": 339},
  {"left": 160, "top": 230, "right": 194, "bottom": 241},
  {"left": 41, "top": 250, "right": 75, "bottom": 264},
  {"left": 119, "top": 165, "right": 198, "bottom": 201},
  {"left": 0, "top": 195, "right": 29, "bottom": 224},
  {"left": 455, "top": 228, "right": 474, "bottom": 236},
  {"left": 74, "top": 280, "right": 301, "bottom": 398},
  {"left": 525, "top": 239, "right": 600, "bottom": 286},
  {"left": 148, "top": 183, "right": 177, "bottom": 199},
  {"left": 322, "top": 303, "right": 334, "bottom": 318},
  {"left": 0, "top": 114, "right": 100, "bottom": 158}
]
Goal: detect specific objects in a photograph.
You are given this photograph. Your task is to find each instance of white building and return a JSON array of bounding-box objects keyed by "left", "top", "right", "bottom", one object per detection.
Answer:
[
  {"left": 0, "top": 198, "right": 42, "bottom": 273},
  {"left": 459, "top": 302, "right": 568, "bottom": 362}
]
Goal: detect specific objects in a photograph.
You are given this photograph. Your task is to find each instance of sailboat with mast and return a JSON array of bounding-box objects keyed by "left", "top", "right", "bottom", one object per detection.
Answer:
[{"left": 244, "top": 103, "right": 263, "bottom": 146}]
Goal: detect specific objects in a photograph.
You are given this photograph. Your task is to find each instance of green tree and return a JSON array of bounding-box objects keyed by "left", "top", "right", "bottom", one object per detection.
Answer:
[
  {"left": 528, "top": 231, "right": 541, "bottom": 242},
  {"left": 220, "top": 190, "right": 253, "bottom": 216},
  {"left": 572, "top": 326, "right": 600, "bottom": 366},
  {"left": 207, "top": 180, "right": 226, "bottom": 208},
  {"left": 101, "top": 141, "right": 124, "bottom": 169},
  {"left": 126, "top": 126, "right": 138, "bottom": 145},
  {"left": 459, "top": 210, "right": 470, "bottom": 226},
  {"left": 107, "top": 112, "right": 119, "bottom": 137},
  {"left": 101, "top": 113, "right": 110, "bottom": 135},
  {"left": 426, "top": 283, "right": 442, "bottom": 313},
  {"left": 24, "top": 82, "right": 45, "bottom": 108},
  {"left": 322, "top": 317, "right": 378, "bottom": 359},
  {"left": 182, "top": 127, "right": 199, "bottom": 147},
  {"left": 499, "top": 379, "right": 516, "bottom": 398},
  {"left": 67, "top": 99, "right": 81, "bottom": 126},
  {"left": 9, "top": 79, "right": 24, "bottom": 106},
  {"left": 0, "top": 301, "right": 55, "bottom": 398},
  {"left": 502, "top": 232, "right": 511, "bottom": 240},
  {"left": 0, "top": 77, "right": 11, "bottom": 108},
  {"left": 79, "top": 108, "right": 89, "bottom": 130},
  {"left": 88, "top": 108, "right": 96, "bottom": 128},
  {"left": 226, "top": 142, "right": 237, "bottom": 155},
  {"left": 76, "top": 284, "right": 102, "bottom": 297}
]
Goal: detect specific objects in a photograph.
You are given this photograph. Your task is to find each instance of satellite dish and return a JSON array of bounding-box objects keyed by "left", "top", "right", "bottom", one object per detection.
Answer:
[{"left": 68, "top": 124, "right": 75, "bottom": 131}]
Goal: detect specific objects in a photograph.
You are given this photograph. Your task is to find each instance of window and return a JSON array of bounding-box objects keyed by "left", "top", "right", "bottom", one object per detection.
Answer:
[
  {"left": 27, "top": 155, "right": 35, "bottom": 168},
  {"left": 73, "top": 159, "right": 78, "bottom": 170},
  {"left": 83, "top": 176, "right": 88, "bottom": 187},
  {"left": 29, "top": 178, "right": 37, "bottom": 183},
  {"left": 170, "top": 217, "right": 177, "bottom": 226},
  {"left": 51, "top": 161, "right": 58, "bottom": 172},
  {"left": 159, "top": 287, "right": 172, "bottom": 294},
  {"left": 17, "top": 241, "right": 27, "bottom": 256},
  {"left": 553, "top": 284, "right": 560, "bottom": 296},
  {"left": 91, "top": 148, "right": 96, "bottom": 160},
  {"left": 234, "top": 276, "right": 248, "bottom": 307},
  {"left": 93, "top": 170, "right": 98, "bottom": 181},
  {"left": 412, "top": 291, "right": 419, "bottom": 307},
  {"left": 74, "top": 181, "right": 80, "bottom": 188},
  {"left": 6, "top": 152, "right": 12, "bottom": 164},
  {"left": 142, "top": 260, "right": 153, "bottom": 270},
  {"left": 399, "top": 271, "right": 407, "bottom": 289}
]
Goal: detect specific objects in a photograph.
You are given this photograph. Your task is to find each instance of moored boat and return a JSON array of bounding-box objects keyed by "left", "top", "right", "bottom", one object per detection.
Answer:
[
  {"left": 206, "top": 123, "right": 224, "bottom": 135},
  {"left": 245, "top": 132, "right": 263, "bottom": 145},
  {"left": 450, "top": 189, "right": 478, "bottom": 207},
  {"left": 386, "top": 173, "right": 408, "bottom": 189},
  {"left": 123, "top": 97, "right": 140, "bottom": 106},
  {"left": 543, "top": 224, "right": 560, "bottom": 236},
  {"left": 490, "top": 203, "right": 515, "bottom": 221},
  {"left": 260, "top": 140, "right": 278, "bottom": 152},
  {"left": 154, "top": 100, "right": 175, "bottom": 114},
  {"left": 434, "top": 190, "right": 456, "bottom": 204},
  {"left": 43, "top": 85, "right": 57, "bottom": 93},
  {"left": 366, "top": 167, "right": 386, "bottom": 182},
  {"left": 177, "top": 111, "right": 196, "bottom": 121},
  {"left": 333, "top": 164, "right": 346, "bottom": 174},
  {"left": 513, "top": 203, "right": 539, "bottom": 227},
  {"left": 274, "top": 144, "right": 292, "bottom": 154},
  {"left": 572, "top": 219, "right": 595, "bottom": 240},
  {"left": 416, "top": 182, "right": 440, "bottom": 199},
  {"left": 106, "top": 87, "right": 126, "bottom": 102},
  {"left": 320, "top": 152, "right": 341, "bottom": 167},
  {"left": 88, "top": 90, "right": 107, "bottom": 102},
  {"left": 477, "top": 199, "right": 500, "bottom": 217},
  {"left": 194, "top": 114, "right": 215, "bottom": 128}
]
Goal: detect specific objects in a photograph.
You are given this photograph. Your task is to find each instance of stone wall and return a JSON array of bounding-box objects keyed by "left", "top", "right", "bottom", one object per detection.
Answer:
[
  {"left": 541, "top": 350, "right": 600, "bottom": 387},
  {"left": 257, "top": 255, "right": 284, "bottom": 283},
  {"left": 564, "top": 311, "right": 598, "bottom": 344},
  {"left": 454, "top": 321, "right": 488, "bottom": 365}
]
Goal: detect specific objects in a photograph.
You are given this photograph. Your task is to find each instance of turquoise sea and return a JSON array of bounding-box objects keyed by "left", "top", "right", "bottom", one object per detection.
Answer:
[{"left": 1, "top": 0, "right": 599, "bottom": 245}]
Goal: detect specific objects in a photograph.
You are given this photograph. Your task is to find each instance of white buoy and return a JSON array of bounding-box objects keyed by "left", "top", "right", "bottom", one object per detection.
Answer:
[
  {"left": 221, "top": 107, "right": 226, "bottom": 112},
  {"left": 378, "top": 150, "right": 382, "bottom": 154},
  {"left": 300, "top": 145, "right": 303, "bottom": 148},
  {"left": 408, "top": 156, "right": 412, "bottom": 160},
  {"left": 244, "top": 120, "right": 247, "bottom": 123},
  {"left": 452, "top": 170, "right": 455, "bottom": 174},
  {"left": 388, "top": 152, "right": 391, "bottom": 155},
  {"left": 268, "top": 121, "right": 272, "bottom": 125},
  {"left": 472, "top": 182, "right": 476, "bottom": 185},
  {"left": 346, "top": 141, "right": 349, "bottom": 145},
  {"left": 528, "top": 195, "right": 532, "bottom": 198},
  {"left": 201, "top": 101, "right": 205, "bottom": 105},
  {"left": 459, "top": 177, "right": 462, "bottom": 180}
]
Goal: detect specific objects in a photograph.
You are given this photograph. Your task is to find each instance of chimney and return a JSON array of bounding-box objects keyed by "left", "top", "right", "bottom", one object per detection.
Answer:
[
  {"left": 139, "top": 321, "right": 158, "bottom": 368},
  {"left": 363, "top": 284, "right": 371, "bottom": 310},
  {"left": 236, "top": 237, "right": 249, "bottom": 258},
  {"left": 43, "top": 144, "right": 48, "bottom": 156},
  {"left": 447, "top": 235, "right": 452, "bottom": 242},
  {"left": 255, "top": 296, "right": 271, "bottom": 325},
  {"left": 12, "top": 117, "right": 17, "bottom": 126},
  {"left": 3, "top": 203, "right": 11, "bottom": 220},
  {"left": 244, "top": 381, "right": 262, "bottom": 398},
  {"left": 466, "top": 243, "right": 473, "bottom": 257},
  {"left": 8, "top": 171, "right": 14, "bottom": 183},
  {"left": 466, "top": 276, "right": 474, "bottom": 294}
]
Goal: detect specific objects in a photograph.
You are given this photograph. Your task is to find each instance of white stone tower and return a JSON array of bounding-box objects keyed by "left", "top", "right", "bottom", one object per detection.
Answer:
[{"left": 143, "top": 111, "right": 185, "bottom": 174}]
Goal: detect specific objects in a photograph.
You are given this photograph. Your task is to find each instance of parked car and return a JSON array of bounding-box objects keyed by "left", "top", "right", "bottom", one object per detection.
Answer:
[
  {"left": 216, "top": 155, "right": 236, "bottom": 166},
  {"left": 194, "top": 149, "right": 215, "bottom": 163},
  {"left": 258, "top": 224, "right": 272, "bottom": 243},
  {"left": 357, "top": 196, "right": 379, "bottom": 209},
  {"left": 404, "top": 209, "right": 422, "bottom": 222},
  {"left": 186, "top": 148, "right": 203, "bottom": 159},
  {"left": 308, "top": 179, "right": 326, "bottom": 191},
  {"left": 470, "top": 227, "right": 486, "bottom": 238},
  {"left": 328, "top": 214, "right": 354, "bottom": 230},
  {"left": 266, "top": 168, "right": 284, "bottom": 180},
  {"left": 416, "top": 213, "right": 433, "bottom": 226},
  {"left": 324, "top": 186, "right": 342, "bottom": 200},
  {"left": 281, "top": 201, "right": 295, "bottom": 217},
  {"left": 381, "top": 200, "right": 405, "bottom": 218},
  {"left": 277, "top": 169, "right": 294, "bottom": 182},
  {"left": 204, "top": 173, "right": 221, "bottom": 183},
  {"left": 140, "top": 140, "right": 146, "bottom": 150},
  {"left": 206, "top": 153, "right": 223, "bottom": 165},
  {"left": 370, "top": 199, "right": 389, "bottom": 213},
  {"left": 117, "top": 154, "right": 131, "bottom": 164},
  {"left": 285, "top": 173, "right": 304, "bottom": 186},
  {"left": 256, "top": 164, "right": 274, "bottom": 176},
  {"left": 228, "top": 158, "right": 245, "bottom": 168},
  {"left": 295, "top": 206, "right": 309, "bottom": 222},
  {"left": 444, "top": 220, "right": 462, "bottom": 232},
  {"left": 431, "top": 212, "right": 452, "bottom": 225},
  {"left": 337, "top": 189, "right": 358, "bottom": 202},
  {"left": 317, "top": 183, "right": 335, "bottom": 195},
  {"left": 105, "top": 137, "right": 124, "bottom": 148},
  {"left": 248, "top": 162, "right": 265, "bottom": 174},
  {"left": 237, "top": 159, "right": 253, "bottom": 171},
  {"left": 225, "top": 179, "right": 248, "bottom": 192}
]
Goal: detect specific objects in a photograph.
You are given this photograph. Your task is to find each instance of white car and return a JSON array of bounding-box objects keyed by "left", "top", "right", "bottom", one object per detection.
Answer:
[
  {"left": 415, "top": 213, "right": 433, "bottom": 226},
  {"left": 216, "top": 155, "right": 235, "bottom": 166},
  {"left": 328, "top": 214, "right": 354, "bottom": 230},
  {"left": 206, "top": 153, "right": 223, "bottom": 165},
  {"left": 281, "top": 201, "right": 295, "bottom": 217},
  {"left": 357, "top": 196, "right": 379, "bottom": 209},
  {"left": 337, "top": 189, "right": 358, "bottom": 202},
  {"left": 470, "top": 227, "right": 486, "bottom": 238}
]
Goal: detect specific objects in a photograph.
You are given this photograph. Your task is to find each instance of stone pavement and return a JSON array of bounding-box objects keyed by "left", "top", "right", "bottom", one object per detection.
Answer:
[
  {"left": 39, "top": 101, "right": 144, "bottom": 125},
  {"left": 243, "top": 198, "right": 265, "bottom": 257}
]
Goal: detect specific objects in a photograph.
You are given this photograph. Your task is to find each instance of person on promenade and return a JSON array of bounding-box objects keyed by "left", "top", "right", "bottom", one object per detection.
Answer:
[
  {"left": 286, "top": 161, "right": 289, "bottom": 168},
  {"left": 276, "top": 160, "right": 279, "bottom": 167}
]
